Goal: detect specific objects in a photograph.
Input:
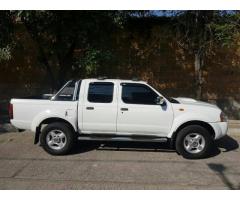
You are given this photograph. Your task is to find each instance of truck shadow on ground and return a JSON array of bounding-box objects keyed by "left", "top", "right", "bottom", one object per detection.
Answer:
[
  {"left": 0, "top": 126, "right": 8, "bottom": 134},
  {"left": 71, "top": 141, "right": 175, "bottom": 154},
  {"left": 208, "top": 163, "right": 240, "bottom": 189},
  {"left": 208, "top": 135, "right": 239, "bottom": 158},
  {"left": 71, "top": 135, "right": 239, "bottom": 158}
]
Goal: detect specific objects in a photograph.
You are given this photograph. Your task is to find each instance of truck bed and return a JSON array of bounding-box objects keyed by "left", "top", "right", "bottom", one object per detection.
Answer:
[{"left": 10, "top": 98, "right": 78, "bottom": 131}]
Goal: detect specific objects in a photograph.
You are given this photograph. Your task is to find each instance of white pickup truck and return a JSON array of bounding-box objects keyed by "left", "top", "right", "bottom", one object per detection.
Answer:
[{"left": 10, "top": 78, "right": 228, "bottom": 159}]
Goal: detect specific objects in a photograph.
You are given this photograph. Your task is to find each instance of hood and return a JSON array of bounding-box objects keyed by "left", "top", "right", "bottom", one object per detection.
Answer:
[{"left": 174, "top": 97, "right": 218, "bottom": 109}]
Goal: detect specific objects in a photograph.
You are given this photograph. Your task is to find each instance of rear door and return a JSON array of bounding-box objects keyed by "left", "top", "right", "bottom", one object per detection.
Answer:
[
  {"left": 117, "top": 82, "right": 174, "bottom": 136},
  {"left": 81, "top": 80, "right": 118, "bottom": 134}
]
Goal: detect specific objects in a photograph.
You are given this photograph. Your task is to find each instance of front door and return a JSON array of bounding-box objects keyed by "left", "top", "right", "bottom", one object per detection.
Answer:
[
  {"left": 117, "top": 83, "right": 174, "bottom": 136},
  {"left": 82, "top": 81, "right": 117, "bottom": 134}
]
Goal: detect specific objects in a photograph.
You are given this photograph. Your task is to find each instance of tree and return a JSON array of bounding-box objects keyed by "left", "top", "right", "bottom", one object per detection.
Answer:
[
  {"left": 16, "top": 11, "right": 129, "bottom": 90},
  {"left": 172, "top": 11, "right": 240, "bottom": 99},
  {"left": 0, "top": 11, "right": 14, "bottom": 62}
]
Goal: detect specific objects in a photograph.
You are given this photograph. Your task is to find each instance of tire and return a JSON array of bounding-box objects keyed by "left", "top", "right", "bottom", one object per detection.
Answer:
[
  {"left": 40, "top": 122, "right": 76, "bottom": 155},
  {"left": 175, "top": 125, "right": 213, "bottom": 159}
]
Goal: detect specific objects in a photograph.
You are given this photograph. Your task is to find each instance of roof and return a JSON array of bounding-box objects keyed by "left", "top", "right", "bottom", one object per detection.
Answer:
[{"left": 83, "top": 78, "right": 147, "bottom": 84}]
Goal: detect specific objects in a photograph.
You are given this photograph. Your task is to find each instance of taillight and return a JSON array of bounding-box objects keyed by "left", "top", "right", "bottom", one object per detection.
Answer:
[{"left": 9, "top": 103, "right": 13, "bottom": 119}]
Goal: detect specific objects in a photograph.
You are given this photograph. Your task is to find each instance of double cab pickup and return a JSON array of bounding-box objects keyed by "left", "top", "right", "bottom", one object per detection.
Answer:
[{"left": 10, "top": 78, "right": 228, "bottom": 159}]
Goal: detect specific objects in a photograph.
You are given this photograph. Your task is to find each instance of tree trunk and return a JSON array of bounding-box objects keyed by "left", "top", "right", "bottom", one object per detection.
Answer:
[
  {"left": 56, "top": 40, "right": 76, "bottom": 88},
  {"left": 194, "top": 51, "right": 203, "bottom": 100},
  {"left": 38, "top": 46, "right": 56, "bottom": 92},
  {"left": 57, "top": 61, "right": 68, "bottom": 89},
  {"left": 22, "top": 22, "right": 56, "bottom": 92}
]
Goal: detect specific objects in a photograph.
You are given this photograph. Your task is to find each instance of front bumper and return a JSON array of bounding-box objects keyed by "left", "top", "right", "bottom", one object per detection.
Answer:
[{"left": 209, "top": 121, "right": 228, "bottom": 140}]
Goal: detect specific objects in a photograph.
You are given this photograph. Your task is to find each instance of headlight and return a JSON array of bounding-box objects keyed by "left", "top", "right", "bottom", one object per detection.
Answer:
[{"left": 220, "top": 112, "right": 228, "bottom": 122}]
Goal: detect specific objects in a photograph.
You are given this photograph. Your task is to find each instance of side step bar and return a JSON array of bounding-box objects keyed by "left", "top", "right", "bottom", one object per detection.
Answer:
[{"left": 77, "top": 135, "right": 168, "bottom": 143}]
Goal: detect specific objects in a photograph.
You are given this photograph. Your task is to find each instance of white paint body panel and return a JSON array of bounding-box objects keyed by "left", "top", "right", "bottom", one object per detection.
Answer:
[
  {"left": 10, "top": 79, "right": 228, "bottom": 140},
  {"left": 10, "top": 99, "right": 78, "bottom": 132},
  {"left": 80, "top": 79, "right": 118, "bottom": 133},
  {"left": 116, "top": 82, "right": 174, "bottom": 136}
]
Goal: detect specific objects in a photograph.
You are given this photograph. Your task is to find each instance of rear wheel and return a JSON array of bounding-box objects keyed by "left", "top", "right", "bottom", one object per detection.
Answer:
[
  {"left": 175, "top": 125, "right": 213, "bottom": 159},
  {"left": 40, "top": 122, "right": 76, "bottom": 155}
]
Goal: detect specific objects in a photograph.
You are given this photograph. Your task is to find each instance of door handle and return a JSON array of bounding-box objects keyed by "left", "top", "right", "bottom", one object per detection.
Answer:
[
  {"left": 86, "top": 107, "right": 94, "bottom": 110},
  {"left": 121, "top": 108, "right": 128, "bottom": 111}
]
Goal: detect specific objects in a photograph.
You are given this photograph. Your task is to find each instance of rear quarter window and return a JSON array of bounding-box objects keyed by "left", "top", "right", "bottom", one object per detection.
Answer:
[
  {"left": 54, "top": 80, "right": 78, "bottom": 101},
  {"left": 87, "top": 82, "right": 114, "bottom": 103}
]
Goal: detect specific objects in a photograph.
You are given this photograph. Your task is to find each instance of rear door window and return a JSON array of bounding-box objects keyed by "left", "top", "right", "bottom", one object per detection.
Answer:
[{"left": 88, "top": 82, "right": 114, "bottom": 103}]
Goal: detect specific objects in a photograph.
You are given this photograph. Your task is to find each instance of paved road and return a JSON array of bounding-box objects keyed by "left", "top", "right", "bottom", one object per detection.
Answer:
[{"left": 0, "top": 131, "right": 239, "bottom": 189}]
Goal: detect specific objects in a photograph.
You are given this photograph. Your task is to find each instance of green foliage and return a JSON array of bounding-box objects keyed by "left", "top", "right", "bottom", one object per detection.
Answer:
[
  {"left": 83, "top": 49, "right": 101, "bottom": 76},
  {"left": 12, "top": 11, "right": 130, "bottom": 88},
  {"left": 0, "top": 46, "right": 12, "bottom": 61},
  {"left": 210, "top": 12, "right": 240, "bottom": 47},
  {"left": 0, "top": 11, "right": 14, "bottom": 61},
  {"left": 1, "top": 10, "right": 240, "bottom": 90},
  {"left": 173, "top": 11, "right": 240, "bottom": 53},
  {"left": 75, "top": 48, "right": 113, "bottom": 76}
]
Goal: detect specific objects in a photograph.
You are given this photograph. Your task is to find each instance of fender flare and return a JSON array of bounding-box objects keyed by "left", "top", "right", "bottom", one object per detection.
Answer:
[
  {"left": 31, "top": 110, "right": 77, "bottom": 144},
  {"left": 31, "top": 110, "right": 77, "bottom": 132},
  {"left": 169, "top": 120, "right": 215, "bottom": 148}
]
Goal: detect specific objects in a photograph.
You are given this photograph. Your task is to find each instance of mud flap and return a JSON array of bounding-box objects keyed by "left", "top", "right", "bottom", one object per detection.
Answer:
[{"left": 34, "top": 126, "right": 41, "bottom": 144}]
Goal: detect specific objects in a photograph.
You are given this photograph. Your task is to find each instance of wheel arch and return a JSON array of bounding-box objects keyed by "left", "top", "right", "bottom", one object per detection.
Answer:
[
  {"left": 39, "top": 117, "right": 76, "bottom": 132},
  {"left": 170, "top": 120, "right": 215, "bottom": 148},
  {"left": 34, "top": 117, "right": 77, "bottom": 144}
]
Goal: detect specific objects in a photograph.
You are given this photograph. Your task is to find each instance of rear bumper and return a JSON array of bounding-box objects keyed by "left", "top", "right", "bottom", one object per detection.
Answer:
[{"left": 209, "top": 121, "right": 228, "bottom": 140}]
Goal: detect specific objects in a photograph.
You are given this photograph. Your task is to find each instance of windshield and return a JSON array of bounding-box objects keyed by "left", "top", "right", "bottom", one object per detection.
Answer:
[
  {"left": 164, "top": 96, "right": 180, "bottom": 104},
  {"left": 150, "top": 84, "right": 180, "bottom": 104}
]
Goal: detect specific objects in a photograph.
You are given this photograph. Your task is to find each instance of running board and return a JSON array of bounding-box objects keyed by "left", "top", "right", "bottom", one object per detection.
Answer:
[{"left": 77, "top": 135, "right": 168, "bottom": 143}]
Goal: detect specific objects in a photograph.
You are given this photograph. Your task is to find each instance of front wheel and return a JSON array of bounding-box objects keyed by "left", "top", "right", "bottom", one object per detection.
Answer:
[
  {"left": 40, "top": 122, "right": 76, "bottom": 155},
  {"left": 175, "top": 125, "right": 214, "bottom": 159}
]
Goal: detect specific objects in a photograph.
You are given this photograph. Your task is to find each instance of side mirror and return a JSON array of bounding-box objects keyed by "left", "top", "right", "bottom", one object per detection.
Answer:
[{"left": 156, "top": 96, "right": 166, "bottom": 106}]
